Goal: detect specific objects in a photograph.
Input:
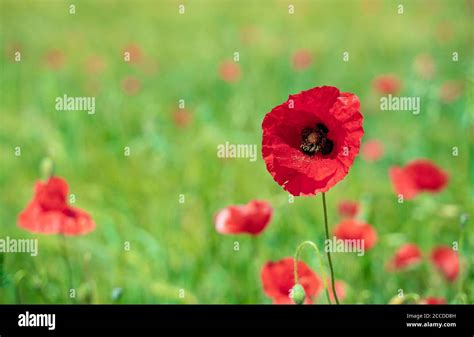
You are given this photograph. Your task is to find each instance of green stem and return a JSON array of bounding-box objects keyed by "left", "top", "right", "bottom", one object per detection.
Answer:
[
  {"left": 294, "top": 240, "right": 331, "bottom": 304},
  {"left": 60, "top": 235, "right": 75, "bottom": 303},
  {"left": 322, "top": 192, "right": 340, "bottom": 304}
]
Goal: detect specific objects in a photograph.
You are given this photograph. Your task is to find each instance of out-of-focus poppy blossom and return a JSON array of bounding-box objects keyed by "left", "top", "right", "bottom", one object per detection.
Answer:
[
  {"left": 44, "top": 49, "right": 65, "bottom": 69},
  {"left": 431, "top": 246, "right": 459, "bottom": 282},
  {"left": 18, "top": 177, "right": 95, "bottom": 236},
  {"left": 123, "top": 43, "right": 143, "bottom": 64},
  {"left": 334, "top": 219, "right": 377, "bottom": 250},
  {"left": 413, "top": 53, "right": 435, "bottom": 79},
  {"left": 215, "top": 200, "right": 272, "bottom": 235},
  {"left": 218, "top": 60, "right": 241, "bottom": 83},
  {"left": 337, "top": 200, "right": 360, "bottom": 219},
  {"left": 292, "top": 49, "right": 312, "bottom": 70},
  {"left": 389, "top": 159, "right": 449, "bottom": 200},
  {"left": 85, "top": 54, "right": 106, "bottom": 75},
  {"left": 240, "top": 25, "right": 259, "bottom": 45},
  {"left": 122, "top": 76, "right": 141, "bottom": 95},
  {"left": 387, "top": 243, "right": 422, "bottom": 271},
  {"left": 262, "top": 86, "right": 364, "bottom": 196},
  {"left": 361, "top": 139, "right": 384, "bottom": 162},
  {"left": 261, "top": 257, "right": 322, "bottom": 304},
  {"left": 439, "top": 81, "right": 464, "bottom": 103},
  {"left": 173, "top": 108, "right": 192, "bottom": 128},
  {"left": 420, "top": 297, "right": 447, "bottom": 304},
  {"left": 372, "top": 74, "right": 401, "bottom": 94},
  {"left": 436, "top": 22, "right": 454, "bottom": 43},
  {"left": 328, "top": 279, "right": 347, "bottom": 303}
]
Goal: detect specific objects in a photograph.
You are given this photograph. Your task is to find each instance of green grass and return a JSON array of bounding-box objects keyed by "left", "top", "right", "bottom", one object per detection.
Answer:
[{"left": 0, "top": 0, "right": 472, "bottom": 304}]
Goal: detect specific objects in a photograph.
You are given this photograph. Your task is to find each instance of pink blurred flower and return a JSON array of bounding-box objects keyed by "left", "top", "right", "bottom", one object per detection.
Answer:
[
  {"left": 292, "top": 49, "right": 312, "bottom": 70},
  {"left": 173, "top": 108, "right": 192, "bottom": 128},
  {"left": 219, "top": 60, "right": 241, "bottom": 83},
  {"left": 215, "top": 200, "right": 272, "bottom": 235},
  {"left": 44, "top": 49, "right": 65, "bottom": 69},
  {"left": 431, "top": 246, "right": 459, "bottom": 282},
  {"left": 373, "top": 74, "right": 401, "bottom": 94},
  {"left": 123, "top": 43, "right": 143, "bottom": 64},
  {"left": 413, "top": 53, "right": 435, "bottom": 79},
  {"left": 337, "top": 200, "right": 360, "bottom": 219},
  {"left": 439, "top": 81, "right": 464, "bottom": 103},
  {"left": 122, "top": 76, "right": 141, "bottom": 95},
  {"left": 361, "top": 139, "right": 384, "bottom": 162},
  {"left": 387, "top": 243, "right": 422, "bottom": 271}
]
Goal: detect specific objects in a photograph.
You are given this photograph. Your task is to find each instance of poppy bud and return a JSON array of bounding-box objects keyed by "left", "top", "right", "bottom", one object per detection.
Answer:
[
  {"left": 40, "top": 157, "right": 54, "bottom": 180},
  {"left": 291, "top": 283, "right": 306, "bottom": 305}
]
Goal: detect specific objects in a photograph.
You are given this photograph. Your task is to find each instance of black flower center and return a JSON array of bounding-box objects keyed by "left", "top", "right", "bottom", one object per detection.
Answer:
[{"left": 300, "top": 123, "right": 334, "bottom": 156}]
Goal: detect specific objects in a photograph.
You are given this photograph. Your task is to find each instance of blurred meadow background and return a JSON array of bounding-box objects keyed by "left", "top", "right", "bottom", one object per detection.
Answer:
[{"left": 0, "top": 0, "right": 473, "bottom": 304}]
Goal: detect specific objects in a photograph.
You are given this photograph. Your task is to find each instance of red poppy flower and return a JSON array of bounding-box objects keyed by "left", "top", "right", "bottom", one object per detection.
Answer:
[
  {"left": 439, "top": 80, "right": 464, "bottom": 103},
  {"left": 431, "top": 246, "right": 459, "bottom": 282},
  {"left": 173, "top": 108, "right": 192, "bottom": 128},
  {"left": 327, "top": 279, "right": 347, "bottom": 303},
  {"left": 262, "top": 86, "right": 364, "bottom": 196},
  {"left": 261, "top": 257, "right": 322, "bottom": 304},
  {"left": 218, "top": 60, "right": 241, "bottom": 83},
  {"left": 361, "top": 139, "right": 384, "bottom": 162},
  {"left": 123, "top": 43, "right": 143, "bottom": 64},
  {"left": 337, "top": 200, "right": 360, "bottom": 219},
  {"left": 389, "top": 159, "right": 449, "bottom": 200},
  {"left": 122, "top": 76, "right": 141, "bottom": 95},
  {"left": 387, "top": 243, "right": 422, "bottom": 271},
  {"left": 292, "top": 49, "right": 312, "bottom": 70},
  {"left": 333, "top": 219, "right": 377, "bottom": 250},
  {"left": 420, "top": 297, "right": 446, "bottom": 305},
  {"left": 215, "top": 200, "right": 272, "bottom": 235},
  {"left": 44, "top": 49, "right": 65, "bottom": 70},
  {"left": 18, "top": 177, "right": 95, "bottom": 236},
  {"left": 372, "top": 74, "right": 401, "bottom": 94}
]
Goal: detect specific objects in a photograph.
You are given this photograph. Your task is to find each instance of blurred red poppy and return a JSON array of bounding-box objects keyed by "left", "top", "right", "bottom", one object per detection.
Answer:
[
  {"left": 261, "top": 257, "right": 322, "bottom": 304},
  {"left": 389, "top": 159, "right": 448, "bottom": 200},
  {"left": 18, "top": 177, "right": 95, "bottom": 236},
  {"left": 85, "top": 54, "right": 106, "bottom": 75},
  {"left": 420, "top": 297, "right": 446, "bottom": 305},
  {"left": 439, "top": 80, "right": 464, "bottom": 103},
  {"left": 328, "top": 279, "right": 347, "bottom": 303},
  {"left": 292, "top": 49, "right": 312, "bottom": 70},
  {"left": 361, "top": 139, "right": 384, "bottom": 162},
  {"left": 387, "top": 243, "right": 422, "bottom": 271},
  {"left": 123, "top": 43, "right": 143, "bottom": 64},
  {"left": 44, "top": 49, "right": 65, "bottom": 69},
  {"left": 431, "top": 246, "right": 459, "bottom": 282},
  {"left": 372, "top": 74, "right": 401, "bottom": 94},
  {"left": 262, "top": 86, "right": 364, "bottom": 196},
  {"left": 173, "top": 108, "right": 192, "bottom": 128},
  {"left": 122, "top": 76, "right": 141, "bottom": 95},
  {"left": 413, "top": 53, "right": 435, "bottom": 79},
  {"left": 334, "top": 219, "right": 377, "bottom": 250},
  {"left": 215, "top": 200, "right": 272, "bottom": 235},
  {"left": 219, "top": 60, "right": 241, "bottom": 83},
  {"left": 337, "top": 200, "right": 360, "bottom": 219}
]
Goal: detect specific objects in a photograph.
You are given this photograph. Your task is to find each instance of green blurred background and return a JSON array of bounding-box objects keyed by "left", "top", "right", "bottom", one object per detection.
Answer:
[{"left": 0, "top": 0, "right": 472, "bottom": 304}]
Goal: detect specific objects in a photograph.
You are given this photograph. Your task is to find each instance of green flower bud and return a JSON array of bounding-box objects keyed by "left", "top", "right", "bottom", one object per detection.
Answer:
[
  {"left": 40, "top": 157, "right": 54, "bottom": 180},
  {"left": 291, "top": 283, "right": 305, "bottom": 305}
]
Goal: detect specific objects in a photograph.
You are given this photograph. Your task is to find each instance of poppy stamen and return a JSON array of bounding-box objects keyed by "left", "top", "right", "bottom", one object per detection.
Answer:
[{"left": 300, "top": 124, "right": 334, "bottom": 156}]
